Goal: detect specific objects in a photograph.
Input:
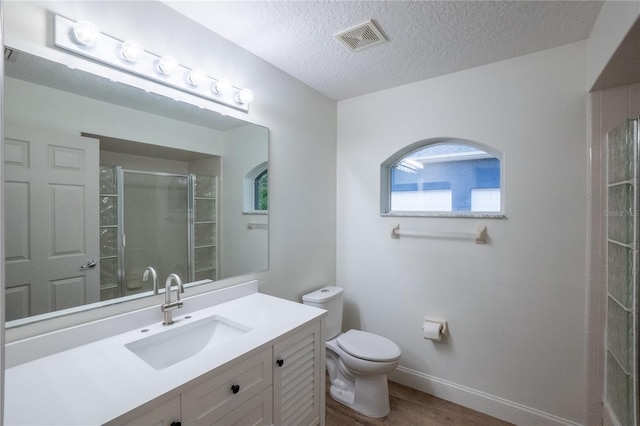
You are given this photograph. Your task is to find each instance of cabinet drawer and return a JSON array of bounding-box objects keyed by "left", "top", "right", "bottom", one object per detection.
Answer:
[
  {"left": 214, "top": 387, "right": 273, "bottom": 426},
  {"left": 182, "top": 349, "right": 272, "bottom": 425}
]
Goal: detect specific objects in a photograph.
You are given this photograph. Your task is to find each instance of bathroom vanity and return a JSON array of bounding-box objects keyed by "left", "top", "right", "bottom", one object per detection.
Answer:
[{"left": 4, "top": 281, "right": 326, "bottom": 425}]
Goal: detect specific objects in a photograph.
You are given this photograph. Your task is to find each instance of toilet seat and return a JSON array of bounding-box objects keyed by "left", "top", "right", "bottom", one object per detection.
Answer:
[{"left": 337, "top": 330, "right": 401, "bottom": 362}]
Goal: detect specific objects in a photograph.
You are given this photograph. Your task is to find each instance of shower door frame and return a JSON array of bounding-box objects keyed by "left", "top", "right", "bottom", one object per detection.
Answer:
[{"left": 116, "top": 167, "right": 195, "bottom": 296}]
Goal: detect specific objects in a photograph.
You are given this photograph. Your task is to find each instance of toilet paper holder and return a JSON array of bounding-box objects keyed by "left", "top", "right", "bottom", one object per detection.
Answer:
[{"left": 423, "top": 316, "right": 447, "bottom": 340}]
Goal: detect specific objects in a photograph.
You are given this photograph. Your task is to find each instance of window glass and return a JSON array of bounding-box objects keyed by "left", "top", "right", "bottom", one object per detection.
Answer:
[
  {"left": 254, "top": 169, "right": 268, "bottom": 211},
  {"left": 244, "top": 162, "right": 268, "bottom": 214},
  {"left": 382, "top": 140, "right": 503, "bottom": 217}
]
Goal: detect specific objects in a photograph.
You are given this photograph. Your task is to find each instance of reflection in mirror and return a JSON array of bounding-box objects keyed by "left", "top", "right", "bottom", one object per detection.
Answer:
[{"left": 4, "top": 49, "right": 269, "bottom": 325}]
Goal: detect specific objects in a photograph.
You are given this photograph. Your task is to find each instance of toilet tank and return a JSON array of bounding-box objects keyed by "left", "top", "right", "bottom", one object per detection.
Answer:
[{"left": 302, "top": 286, "right": 343, "bottom": 340}]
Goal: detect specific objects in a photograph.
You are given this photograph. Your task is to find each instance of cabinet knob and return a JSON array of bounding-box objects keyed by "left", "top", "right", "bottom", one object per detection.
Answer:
[
  {"left": 231, "top": 384, "right": 240, "bottom": 394},
  {"left": 276, "top": 359, "right": 284, "bottom": 367}
]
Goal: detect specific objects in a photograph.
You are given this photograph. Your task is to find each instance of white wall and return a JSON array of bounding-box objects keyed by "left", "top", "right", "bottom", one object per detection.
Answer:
[
  {"left": 3, "top": 0, "right": 336, "bottom": 337},
  {"left": 337, "top": 42, "right": 587, "bottom": 424}
]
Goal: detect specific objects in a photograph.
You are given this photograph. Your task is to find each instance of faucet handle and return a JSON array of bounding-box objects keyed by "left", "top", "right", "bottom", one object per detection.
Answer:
[
  {"left": 161, "top": 300, "right": 183, "bottom": 312},
  {"left": 142, "top": 266, "right": 159, "bottom": 295}
]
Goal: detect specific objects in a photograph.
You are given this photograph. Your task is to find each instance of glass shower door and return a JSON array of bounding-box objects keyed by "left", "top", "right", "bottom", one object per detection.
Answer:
[
  {"left": 120, "top": 170, "right": 191, "bottom": 296},
  {"left": 606, "top": 118, "right": 639, "bottom": 426}
]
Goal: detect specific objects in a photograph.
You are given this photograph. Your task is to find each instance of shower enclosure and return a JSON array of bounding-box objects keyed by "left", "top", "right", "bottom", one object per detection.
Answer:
[
  {"left": 606, "top": 118, "right": 639, "bottom": 426},
  {"left": 99, "top": 166, "right": 218, "bottom": 300}
]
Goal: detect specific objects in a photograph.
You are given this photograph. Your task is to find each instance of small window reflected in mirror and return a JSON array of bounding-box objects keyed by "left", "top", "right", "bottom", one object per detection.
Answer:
[
  {"left": 254, "top": 168, "right": 268, "bottom": 211},
  {"left": 244, "top": 162, "right": 268, "bottom": 214},
  {"left": 381, "top": 139, "right": 504, "bottom": 217}
]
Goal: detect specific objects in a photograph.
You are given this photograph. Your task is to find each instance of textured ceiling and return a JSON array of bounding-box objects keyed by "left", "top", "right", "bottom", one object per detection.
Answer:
[{"left": 162, "top": 1, "right": 604, "bottom": 101}]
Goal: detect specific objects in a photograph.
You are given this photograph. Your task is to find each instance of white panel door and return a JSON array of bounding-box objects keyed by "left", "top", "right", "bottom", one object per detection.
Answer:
[{"left": 4, "top": 124, "right": 100, "bottom": 320}]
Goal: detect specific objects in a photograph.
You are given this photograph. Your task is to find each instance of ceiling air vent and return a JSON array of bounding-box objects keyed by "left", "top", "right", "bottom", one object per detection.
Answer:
[{"left": 335, "top": 20, "right": 387, "bottom": 52}]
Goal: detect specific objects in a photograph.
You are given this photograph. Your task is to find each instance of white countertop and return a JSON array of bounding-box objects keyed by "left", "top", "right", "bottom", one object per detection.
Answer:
[{"left": 4, "top": 290, "right": 325, "bottom": 425}]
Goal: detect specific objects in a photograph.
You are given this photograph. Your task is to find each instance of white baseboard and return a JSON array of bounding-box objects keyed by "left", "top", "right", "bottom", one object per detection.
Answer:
[{"left": 389, "top": 366, "right": 582, "bottom": 426}]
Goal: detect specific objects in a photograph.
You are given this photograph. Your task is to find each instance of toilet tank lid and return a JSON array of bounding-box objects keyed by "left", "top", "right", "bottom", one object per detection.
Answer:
[{"left": 302, "top": 286, "right": 343, "bottom": 303}]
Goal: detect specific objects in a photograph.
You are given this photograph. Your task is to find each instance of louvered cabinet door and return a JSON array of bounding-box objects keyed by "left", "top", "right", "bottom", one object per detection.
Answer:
[{"left": 273, "top": 321, "right": 325, "bottom": 426}]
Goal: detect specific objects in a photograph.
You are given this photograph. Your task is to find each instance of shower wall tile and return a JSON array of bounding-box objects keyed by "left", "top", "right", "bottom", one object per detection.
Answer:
[
  {"left": 195, "top": 223, "right": 215, "bottom": 246},
  {"left": 607, "top": 351, "right": 632, "bottom": 426},
  {"left": 100, "top": 196, "right": 117, "bottom": 227},
  {"left": 587, "top": 91, "right": 604, "bottom": 425},
  {"left": 195, "top": 246, "right": 215, "bottom": 270},
  {"left": 586, "top": 329, "right": 599, "bottom": 360},
  {"left": 100, "top": 257, "right": 117, "bottom": 287},
  {"left": 195, "top": 269, "right": 216, "bottom": 281},
  {"left": 100, "top": 228, "right": 117, "bottom": 257},
  {"left": 586, "top": 300, "right": 601, "bottom": 334},
  {"left": 607, "top": 297, "right": 632, "bottom": 373},
  {"left": 586, "top": 360, "right": 603, "bottom": 411},
  {"left": 99, "top": 166, "right": 117, "bottom": 194},
  {"left": 587, "top": 85, "right": 639, "bottom": 424},
  {"left": 607, "top": 183, "right": 634, "bottom": 244},
  {"left": 607, "top": 242, "right": 633, "bottom": 308},
  {"left": 602, "top": 86, "right": 630, "bottom": 138},
  {"left": 607, "top": 122, "right": 634, "bottom": 184},
  {"left": 194, "top": 175, "right": 216, "bottom": 198},
  {"left": 195, "top": 199, "right": 216, "bottom": 222}
]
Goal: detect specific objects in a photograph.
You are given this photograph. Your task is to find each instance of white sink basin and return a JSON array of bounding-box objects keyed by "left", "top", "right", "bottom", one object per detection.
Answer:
[{"left": 125, "top": 315, "right": 251, "bottom": 370}]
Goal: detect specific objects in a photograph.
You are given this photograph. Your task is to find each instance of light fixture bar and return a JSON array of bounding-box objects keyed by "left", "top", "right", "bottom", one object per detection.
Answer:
[{"left": 53, "top": 15, "right": 252, "bottom": 113}]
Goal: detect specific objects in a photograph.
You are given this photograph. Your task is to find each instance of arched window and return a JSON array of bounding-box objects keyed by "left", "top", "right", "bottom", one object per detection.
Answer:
[
  {"left": 380, "top": 138, "right": 504, "bottom": 217},
  {"left": 244, "top": 162, "right": 268, "bottom": 213},
  {"left": 253, "top": 168, "right": 268, "bottom": 211}
]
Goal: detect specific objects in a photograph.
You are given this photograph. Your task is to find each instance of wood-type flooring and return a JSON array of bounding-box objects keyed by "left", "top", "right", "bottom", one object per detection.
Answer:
[{"left": 325, "top": 378, "right": 514, "bottom": 426}]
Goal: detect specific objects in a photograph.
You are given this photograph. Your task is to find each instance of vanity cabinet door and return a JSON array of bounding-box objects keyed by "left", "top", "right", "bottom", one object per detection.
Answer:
[
  {"left": 273, "top": 321, "right": 324, "bottom": 426},
  {"left": 181, "top": 348, "right": 272, "bottom": 425}
]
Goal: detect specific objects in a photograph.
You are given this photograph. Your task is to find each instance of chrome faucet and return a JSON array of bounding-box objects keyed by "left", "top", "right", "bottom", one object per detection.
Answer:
[
  {"left": 161, "top": 273, "right": 184, "bottom": 325},
  {"left": 142, "top": 266, "right": 158, "bottom": 295}
]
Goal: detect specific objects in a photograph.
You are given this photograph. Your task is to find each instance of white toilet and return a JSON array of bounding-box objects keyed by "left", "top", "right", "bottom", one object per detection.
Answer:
[{"left": 302, "top": 286, "right": 401, "bottom": 418}]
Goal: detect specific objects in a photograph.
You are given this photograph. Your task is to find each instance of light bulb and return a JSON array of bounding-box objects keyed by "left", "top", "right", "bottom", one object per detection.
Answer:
[
  {"left": 236, "top": 88, "right": 254, "bottom": 104},
  {"left": 156, "top": 56, "right": 178, "bottom": 75},
  {"left": 187, "top": 68, "right": 206, "bottom": 86},
  {"left": 73, "top": 20, "right": 100, "bottom": 47},
  {"left": 213, "top": 78, "right": 232, "bottom": 94},
  {"left": 120, "top": 40, "right": 144, "bottom": 63}
]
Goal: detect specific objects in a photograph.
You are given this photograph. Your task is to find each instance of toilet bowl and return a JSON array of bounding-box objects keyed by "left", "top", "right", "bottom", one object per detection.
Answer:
[
  {"left": 325, "top": 330, "right": 400, "bottom": 417},
  {"left": 302, "top": 287, "right": 401, "bottom": 418}
]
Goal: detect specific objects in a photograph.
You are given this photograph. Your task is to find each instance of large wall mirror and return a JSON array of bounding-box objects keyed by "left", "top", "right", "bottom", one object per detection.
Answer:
[{"left": 4, "top": 48, "right": 269, "bottom": 326}]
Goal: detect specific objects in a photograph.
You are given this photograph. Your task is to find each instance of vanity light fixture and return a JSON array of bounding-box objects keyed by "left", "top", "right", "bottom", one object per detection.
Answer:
[
  {"left": 156, "top": 56, "right": 179, "bottom": 76},
  {"left": 236, "top": 88, "right": 255, "bottom": 105},
  {"left": 213, "top": 78, "right": 232, "bottom": 94},
  {"left": 73, "top": 20, "right": 100, "bottom": 47},
  {"left": 187, "top": 68, "right": 206, "bottom": 86},
  {"left": 54, "top": 15, "right": 254, "bottom": 112},
  {"left": 120, "top": 40, "right": 144, "bottom": 63}
]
